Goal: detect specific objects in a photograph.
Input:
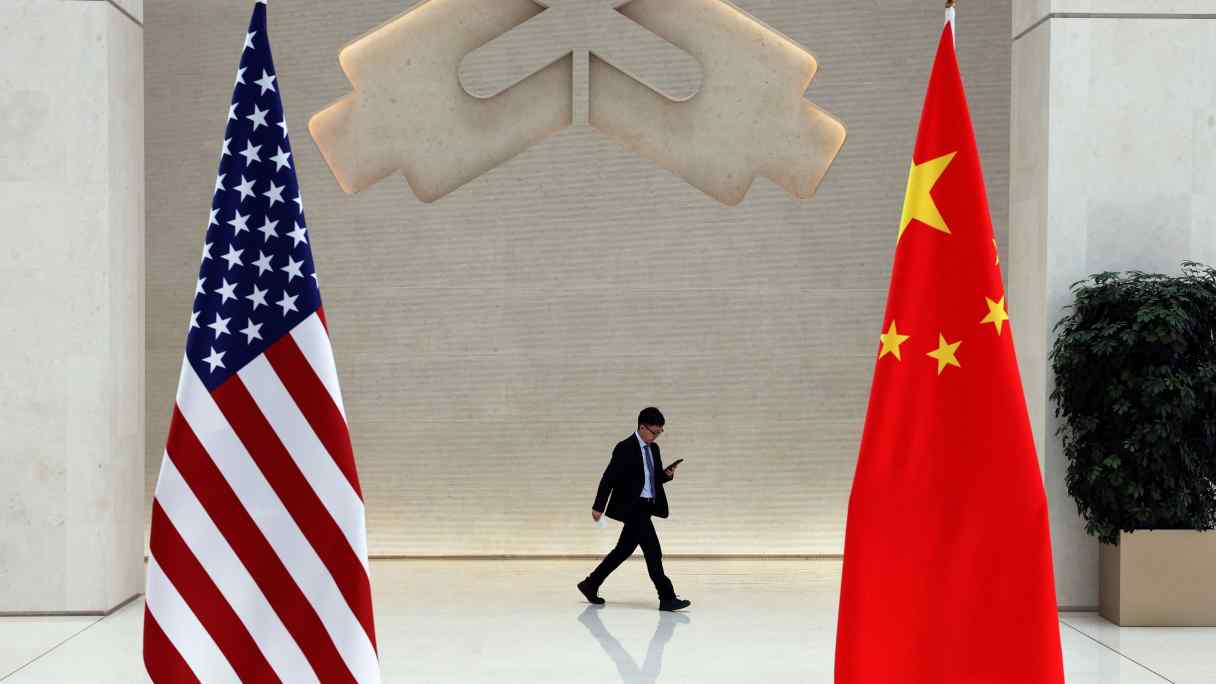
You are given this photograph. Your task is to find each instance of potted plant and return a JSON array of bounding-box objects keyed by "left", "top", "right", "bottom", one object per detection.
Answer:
[{"left": 1050, "top": 261, "right": 1216, "bottom": 626}]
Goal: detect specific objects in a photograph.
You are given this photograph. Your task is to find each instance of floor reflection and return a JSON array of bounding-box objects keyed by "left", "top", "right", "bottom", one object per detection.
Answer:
[{"left": 577, "top": 605, "right": 690, "bottom": 683}]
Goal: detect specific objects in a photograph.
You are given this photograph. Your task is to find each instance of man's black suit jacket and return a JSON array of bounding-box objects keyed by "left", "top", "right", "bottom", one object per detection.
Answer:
[{"left": 593, "top": 434, "right": 674, "bottom": 522}]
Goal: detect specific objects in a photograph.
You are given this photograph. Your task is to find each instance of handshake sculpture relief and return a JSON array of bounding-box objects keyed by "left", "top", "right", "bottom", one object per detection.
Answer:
[{"left": 309, "top": 0, "right": 846, "bottom": 205}]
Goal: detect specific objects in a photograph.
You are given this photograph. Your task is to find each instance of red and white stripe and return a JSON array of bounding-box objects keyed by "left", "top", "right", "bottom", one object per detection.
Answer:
[{"left": 145, "top": 310, "right": 380, "bottom": 683}]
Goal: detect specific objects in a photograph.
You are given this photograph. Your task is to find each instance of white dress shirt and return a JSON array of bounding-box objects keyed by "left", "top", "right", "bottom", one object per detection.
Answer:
[{"left": 636, "top": 431, "right": 655, "bottom": 498}]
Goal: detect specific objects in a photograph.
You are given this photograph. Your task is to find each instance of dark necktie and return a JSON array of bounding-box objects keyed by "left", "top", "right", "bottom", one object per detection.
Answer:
[{"left": 644, "top": 444, "right": 654, "bottom": 492}]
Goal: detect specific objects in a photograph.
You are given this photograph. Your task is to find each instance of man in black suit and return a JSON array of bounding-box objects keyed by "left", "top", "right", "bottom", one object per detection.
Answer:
[{"left": 577, "top": 407, "right": 691, "bottom": 611}]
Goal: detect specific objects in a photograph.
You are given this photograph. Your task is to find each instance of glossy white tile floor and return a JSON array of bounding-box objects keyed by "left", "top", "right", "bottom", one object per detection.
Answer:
[{"left": 2, "top": 560, "right": 1212, "bottom": 683}]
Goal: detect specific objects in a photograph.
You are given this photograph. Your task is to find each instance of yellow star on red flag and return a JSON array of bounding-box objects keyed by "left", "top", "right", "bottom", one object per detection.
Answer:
[
  {"left": 926, "top": 333, "right": 962, "bottom": 375},
  {"left": 981, "top": 296, "right": 1010, "bottom": 335},
  {"left": 898, "top": 152, "right": 956, "bottom": 241},
  {"left": 878, "top": 321, "right": 911, "bottom": 360}
]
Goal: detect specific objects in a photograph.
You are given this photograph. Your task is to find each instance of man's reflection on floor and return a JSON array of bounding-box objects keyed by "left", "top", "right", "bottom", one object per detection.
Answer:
[{"left": 577, "top": 605, "right": 690, "bottom": 683}]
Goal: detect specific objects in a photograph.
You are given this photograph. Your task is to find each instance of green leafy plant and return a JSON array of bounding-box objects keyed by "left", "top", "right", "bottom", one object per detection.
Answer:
[{"left": 1050, "top": 261, "right": 1216, "bottom": 545}]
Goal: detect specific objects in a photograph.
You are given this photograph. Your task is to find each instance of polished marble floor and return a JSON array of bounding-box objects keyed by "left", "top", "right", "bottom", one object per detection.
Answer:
[{"left": 2, "top": 560, "right": 1212, "bottom": 683}]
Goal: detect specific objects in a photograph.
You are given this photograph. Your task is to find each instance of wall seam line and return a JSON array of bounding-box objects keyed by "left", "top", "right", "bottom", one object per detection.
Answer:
[
  {"left": 1014, "top": 11, "right": 1216, "bottom": 42},
  {"left": 83, "top": 0, "right": 143, "bottom": 28}
]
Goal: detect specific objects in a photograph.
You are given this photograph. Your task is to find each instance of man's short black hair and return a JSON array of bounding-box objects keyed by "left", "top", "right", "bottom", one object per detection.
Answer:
[{"left": 638, "top": 407, "right": 665, "bottom": 427}]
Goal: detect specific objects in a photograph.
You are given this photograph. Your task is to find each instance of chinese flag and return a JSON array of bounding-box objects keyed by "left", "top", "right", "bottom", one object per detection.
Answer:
[{"left": 834, "top": 20, "right": 1065, "bottom": 684}]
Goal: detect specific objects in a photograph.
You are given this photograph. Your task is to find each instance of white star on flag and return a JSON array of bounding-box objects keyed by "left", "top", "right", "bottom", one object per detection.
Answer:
[
  {"left": 253, "top": 251, "right": 275, "bottom": 276},
  {"left": 207, "top": 314, "right": 232, "bottom": 339},
  {"left": 270, "top": 146, "right": 292, "bottom": 171},
  {"left": 215, "top": 278, "right": 239, "bottom": 304},
  {"left": 240, "top": 140, "right": 262, "bottom": 165},
  {"left": 228, "top": 210, "right": 251, "bottom": 235},
  {"left": 255, "top": 69, "right": 277, "bottom": 95},
  {"left": 202, "top": 346, "right": 225, "bottom": 372},
  {"left": 246, "top": 284, "right": 270, "bottom": 309},
  {"left": 240, "top": 319, "right": 264, "bottom": 343},
  {"left": 247, "top": 104, "right": 270, "bottom": 130},
  {"left": 221, "top": 245, "right": 244, "bottom": 271},
  {"left": 264, "top": 180, "right": 286, "bottom": 208},
  {"left": 282, "top": 256, "right": 304, "bottom": 282},
  {"left": 235, "top": 175, "right": 257, "bottom": 202},
  {"left": 255, "top": 218, "right": 279, "bottom": 242},
  {"left": 276, "top": 291, "right": 299, "bottom": 316},
  {"left": 288, "top": 222, "right": 308, "bottom": 247}
]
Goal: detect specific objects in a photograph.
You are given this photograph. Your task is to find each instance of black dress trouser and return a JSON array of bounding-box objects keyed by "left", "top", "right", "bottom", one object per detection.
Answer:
[{"left": 586, "top": 501, "right": 676, "bottom": 600}]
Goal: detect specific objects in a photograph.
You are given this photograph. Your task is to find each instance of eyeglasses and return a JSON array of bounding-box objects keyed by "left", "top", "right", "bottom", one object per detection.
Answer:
[{"left": 642, "top": 425, "right": 664, "bottom": 436}]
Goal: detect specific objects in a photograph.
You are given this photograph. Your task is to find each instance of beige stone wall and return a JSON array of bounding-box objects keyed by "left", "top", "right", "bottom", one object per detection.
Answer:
[
  {"left": 1, "top": 0, "right": 145, "bottom": 612},
  {"left": 1011, "top": 0, "right": 1216, "bottom": 608},
  {"left": 145, "top": 0, "right": 1011, "bottom": 555}
]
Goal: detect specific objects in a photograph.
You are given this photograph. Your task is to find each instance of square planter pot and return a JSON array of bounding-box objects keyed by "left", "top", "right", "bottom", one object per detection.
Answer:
[{"left": 1100, "top": 530, "right": 1216, "bottom": 626}]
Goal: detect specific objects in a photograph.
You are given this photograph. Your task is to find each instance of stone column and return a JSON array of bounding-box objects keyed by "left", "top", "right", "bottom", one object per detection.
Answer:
[
  {"left": 0, "top": 0, "right": 145, "bottom": 613},
  {"left": 1010, "top": 1, "right": 1216, "bottom": 608}
]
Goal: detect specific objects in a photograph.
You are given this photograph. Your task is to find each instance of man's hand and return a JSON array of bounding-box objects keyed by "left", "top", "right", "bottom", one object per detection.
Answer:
[
  {"left": 592, "top": 510, "right": 602, "bottom": 522},
  {"left": 664, "top": 467, "right": 675, "bottom": 479}
]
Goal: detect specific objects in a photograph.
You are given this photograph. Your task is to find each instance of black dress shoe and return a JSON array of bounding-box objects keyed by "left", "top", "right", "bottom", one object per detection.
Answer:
[
  {"left": 659, "top": 597, "right": 691, "bottom": 611},
  {"left": 577, "top": 579, "right": 605, "bottom": 605}
]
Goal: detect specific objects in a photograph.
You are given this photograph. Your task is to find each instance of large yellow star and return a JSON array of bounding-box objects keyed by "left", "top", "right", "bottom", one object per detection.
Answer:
[
  {"left": 926, "top": 334, "right": 962, "bottom": 375},
  {"left": 899, "top": 152, "right": 956, "bottom": 241},
  {"left": 981, "top": 296, "right": 1010, "bottom": 335},
  {"left": 878, "top": 321, "right": 911, "bottom": 360}
]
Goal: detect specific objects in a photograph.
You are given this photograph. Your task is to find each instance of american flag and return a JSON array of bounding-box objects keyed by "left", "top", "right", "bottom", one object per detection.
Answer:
[{"left": 143, "top": 3, "right": 380, "bottom": 682}]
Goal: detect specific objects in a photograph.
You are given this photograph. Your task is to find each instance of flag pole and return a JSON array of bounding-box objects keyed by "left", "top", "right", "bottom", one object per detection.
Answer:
[{"left": 945, "top": 0, "right": 957, "bottom": 44}]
